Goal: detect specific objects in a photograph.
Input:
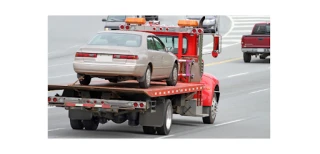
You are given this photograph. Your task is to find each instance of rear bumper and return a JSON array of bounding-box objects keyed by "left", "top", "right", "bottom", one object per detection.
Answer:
[
  {"left": 73, "top": 62, "right": 147, "bottom": 77},
  {"left": 242, "top": 48, "right": 270, "bottom": 53}
]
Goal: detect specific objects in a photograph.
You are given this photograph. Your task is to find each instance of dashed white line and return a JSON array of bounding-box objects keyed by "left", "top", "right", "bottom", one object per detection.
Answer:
[
  {"left": 249, "top": 88, "right": 269, "bottom": 94},
  {"left": 214, "top": 118, "right": 247, "bottom": 127},
  {"left": 48, "top": 73, "right": 76, "bottom": 79},
  {"left": 227, "top": 72, "right": 248, "bottom": 78},
  {"left": 48, "top": 128, "right": 65, "bottom": 132},
  {"left": 233, "top": 18, "right": 270, "bottom": 21},
  {"left": 48, "top": 45, "right": 81, "bottom": 55}
]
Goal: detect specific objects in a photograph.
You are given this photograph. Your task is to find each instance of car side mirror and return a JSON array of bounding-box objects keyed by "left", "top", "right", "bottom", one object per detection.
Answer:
[
  {"left": 102, "top": 19, "right": 107, "bottom": 22},
  {"left": 165, "top": 47, "right": 173, "bottom": 52}
]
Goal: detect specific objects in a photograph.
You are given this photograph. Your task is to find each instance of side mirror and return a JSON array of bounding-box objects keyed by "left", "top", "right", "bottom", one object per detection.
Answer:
[
  {"left": 102, "top": 19, "right": 107, "bottom": 22},
  {"left": 165, "top": 47, "right": 173, "bottom": 52}
]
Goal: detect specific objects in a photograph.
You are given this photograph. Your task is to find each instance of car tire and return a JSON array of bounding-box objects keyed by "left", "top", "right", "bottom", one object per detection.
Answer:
[
  {"left": 143, "top": 126, "right": 156, "bottom": 134},
  {"left": 70, "top": 119, "right": 84, "bottom": 130},
  {"left": 156, "top": 99, "right": 173, "bottom": 135},
  {"left": 243, "top": 53, "right": 251, "bottom": 63},
  {"left": 83, "top": 117, "right": 99, "bottom": 130},
  {"left": 77, "top": 74, "right": 91, "bottom": 85},
  {"left": 108, "top": 79, "right": 118, "bottom": 83},
  {"left": 166, "top": 63, "right": 178, "bottom": 86},
  {"left": 202, "top": 93, "right": 218, "bottom": 124},
  {"left": 139, "top": 65, "right": 151, "bottom": 88}
]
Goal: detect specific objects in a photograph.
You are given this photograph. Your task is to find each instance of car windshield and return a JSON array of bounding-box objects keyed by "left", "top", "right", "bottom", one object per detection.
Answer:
[
  {"left": 88, "top": 32, "right": 142, "bottom": 47},
  {"left": 252, "top": 24, "right": 270, "bottom": 35},
  {"left": 157, "top": 36, "right": 187, "bottom": 54},
  {"left": 106, "top": 16, "right": 126, "bottom": 22}
]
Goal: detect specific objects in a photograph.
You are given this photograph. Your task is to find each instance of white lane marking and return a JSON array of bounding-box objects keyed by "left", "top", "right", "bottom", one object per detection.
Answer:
[
  {"left": 48, "top": 73, "right": 76, "bottom": 79},
  {"left": 48, "top": 45, "right": 81, "bottom": 55},
  {"left": 230, "top": 15, "right": 270, "bottom": 18},
  {"left": 233, "top": 21, "right": 268, "bottom": 25},
  {"left": 223, "top": 34, "right": 243, "bottom": 38},
  {"left": 249, "top": 88, "right": 269, "bottom": 94},
  {"left": 227, "top": 72, "right": 248, "bottom": 78},
  {"left": 155, "top": 118, "right": 248, "bottom": 139},
  {"left": 214, "top": 118, "right": 247, "bottom": 127},
  {"left": 233, "top": 25, "right": 254, "bottom": 28},
  {"left": 155, "top": 134, "right": 174, "bottom": 139},
  {"left": 48, "top": 128, "right": 65, "bottom": 132},
  {"left": 49, "top": 62, "right": 73, "bottom": 68},
  {"left": 231, "top": 29, "right": 252, "bottom": 33}
]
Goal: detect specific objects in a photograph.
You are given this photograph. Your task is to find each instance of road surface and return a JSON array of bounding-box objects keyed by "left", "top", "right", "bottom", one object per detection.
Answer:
[{"left": 48, "top": 15, "right": 270, "bottom": 138}]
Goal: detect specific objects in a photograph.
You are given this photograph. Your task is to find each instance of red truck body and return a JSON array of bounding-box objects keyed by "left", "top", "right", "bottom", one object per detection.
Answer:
[{"left": 241, "top": 22, "right": 270, "bottom": 63}]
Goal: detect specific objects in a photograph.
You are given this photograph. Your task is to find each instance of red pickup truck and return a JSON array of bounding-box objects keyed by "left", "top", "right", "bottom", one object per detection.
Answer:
[{"left": 241, "top": 22, "right": 270, "bottom": 63}]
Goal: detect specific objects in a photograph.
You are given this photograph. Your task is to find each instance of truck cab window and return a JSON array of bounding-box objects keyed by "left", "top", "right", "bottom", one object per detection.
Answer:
[{"left": 157, "top": 36, "right": 187, "bottom": 54}]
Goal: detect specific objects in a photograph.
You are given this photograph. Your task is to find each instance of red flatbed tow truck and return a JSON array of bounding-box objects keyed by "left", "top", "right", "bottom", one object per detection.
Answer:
[{"left": 48, "top": 16, "right": 222, "bottom": 135}]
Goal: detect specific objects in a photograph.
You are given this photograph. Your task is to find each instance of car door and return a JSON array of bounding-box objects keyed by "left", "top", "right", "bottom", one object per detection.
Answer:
[
  {"left": 153, "top": 36, "right": 174, "bottom": 77},
  {"left": 147, "top": 36, "right": 161, "bottom": 78}
]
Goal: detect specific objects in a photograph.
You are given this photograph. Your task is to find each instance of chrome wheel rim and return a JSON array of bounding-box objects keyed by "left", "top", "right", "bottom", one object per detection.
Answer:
[
  {"left": 166, "top": 104, "right": 172, "bottom": 130},
  {"left": 211, "top": 96, "right": 218, "bottom": 119},
  {"left": 146, "top": 68, "right": 151, "bottom": 86},
  {"left": 173, "top": 67, "right": 177, "bottom": 82}
]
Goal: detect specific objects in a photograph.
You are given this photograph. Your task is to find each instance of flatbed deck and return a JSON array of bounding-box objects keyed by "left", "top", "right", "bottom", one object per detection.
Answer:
[{"left": 48, "top": 81, "right": 205, "bottom": 97}]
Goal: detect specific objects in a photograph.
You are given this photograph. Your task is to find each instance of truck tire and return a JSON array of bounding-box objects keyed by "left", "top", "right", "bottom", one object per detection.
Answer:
[
  {"left": 166, "top": 63, "right": 178, "bottom": 86},
  {"left": 259, "top": 55, "right": 266, "bottom": 59},
  {"left": 70, "top": 119, "right": 84, "bottom": 130},
  {"left": 143, "top": 126, "right": 156, "bottom": 134},
  {"left": 139, "top": 65, "right": 151, "bottom": 88},
  {"left": 202, "top": 94, "right": 218, "bottom": 124},
  {"left": 83, "top": 117, "right": 99, "bottom": 130},
  {"left": 78, "top": 74, "right": 91, "bottom": 85},
  {"left": 243, "top": 53, "right": 251, "bottom": 63},
  {"left": 156, "top": 99, "right": 173, "bottom": 135}
]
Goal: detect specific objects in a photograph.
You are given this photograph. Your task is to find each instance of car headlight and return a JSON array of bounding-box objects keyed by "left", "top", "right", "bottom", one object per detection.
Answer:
[{"left": 105, "top": 28, "right": 109, "bottom": 31}]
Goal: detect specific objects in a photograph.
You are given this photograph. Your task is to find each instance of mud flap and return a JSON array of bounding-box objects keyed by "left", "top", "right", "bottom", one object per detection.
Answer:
[
  {"left": 69, "top": 109, "right": 92, "bottom": 120},
  {"left": 139, "top": 98, "right": 167, "bottom": 127}
]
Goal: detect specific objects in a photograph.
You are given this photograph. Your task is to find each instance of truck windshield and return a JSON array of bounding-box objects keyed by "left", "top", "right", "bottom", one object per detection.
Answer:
[
  {"left": 157, "top": 36, "right": 187, "bottom": 54},
  {"left": 252, "top": 24, "right": 270, "bottom": 35},
  {"left": 88, "top": 32, "right": 142, "bottom": 47},
  {"left": 106, "top": 16, "right": 126, "bottom": 22}
]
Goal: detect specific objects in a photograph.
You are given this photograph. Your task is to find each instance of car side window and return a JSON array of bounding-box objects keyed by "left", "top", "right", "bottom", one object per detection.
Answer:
[
  {"left": 153, "top": 37, "right": 165, "bottom": 51},
  {"left": 147, "top": 36, "right": 156, "bottom": 50}
]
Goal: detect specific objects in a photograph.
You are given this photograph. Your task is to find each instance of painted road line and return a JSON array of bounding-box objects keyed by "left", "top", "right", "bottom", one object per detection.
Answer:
[
  {"left": 227, "top": 72, "right": 249, "bottom": 78},
  {"left": 204, "top": 57, "right": 242, "bottom": 67},
  {"left": 249, "top": 88, "right": 269, "bottom": 94},
  {"left": 214, "top": 118, "right": 247, "bottom": 127},
  {"left": 48, "top": 128, "right": 66, "bottom": 132}
]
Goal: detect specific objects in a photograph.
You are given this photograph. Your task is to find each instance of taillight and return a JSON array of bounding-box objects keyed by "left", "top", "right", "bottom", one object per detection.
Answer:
[
  {"left": 192, "top": 28, "right": 197, "bottom": 33},
  {"left": 53, "top": 98, "right": 57, "bottom": 102},
  {"left": 48, "top": 97, "right": 51, "bottom": 102},
  {"left": 198, "top": 29, "right": 203, "bottom": 34},
  {"left": 113, "top": 54, "right": 138, "bottom": 60},
  {"left": 125, "top": 25, "right": 130, "bottom": 30},
  {"left": 119, "top": 25, "right": 125, "bottom": 30},
  {"left": 133, "top": 102, "right": 138, "bottom": 107},
  {"left": 139, "top": 103, "right": 144, "bottom": 108},
  {"left": 75, "top": 52, "right": 97, "bottom": 58}
]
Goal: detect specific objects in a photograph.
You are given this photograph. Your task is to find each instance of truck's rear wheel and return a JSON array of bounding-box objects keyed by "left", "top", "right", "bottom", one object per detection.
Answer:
[
  {"left": 78, "top": 74, "right": 91, "bottom": 85},
  {"left": 166, "top": 63, "right": 178, "bottom": 86},
  {"left": 139, "top": 65, "right": 151, "bottom": 88},
  {"left": 203, "top": 94, "right": 218, "bottom": 124},
  {"left": 243, "top": 53, "right": 251, "bottom": 63},
  {"left": 156, "top": 99, "right": 173, "bottom": 135},
  {"left": 143, "top": 126, "right": 156, "bottom": 134},
  {"left": 83, "top": 117, "right": 99, "bottom": 130},
  {"left": 70, "top": 119, "right": 84, "bottom": 130}
]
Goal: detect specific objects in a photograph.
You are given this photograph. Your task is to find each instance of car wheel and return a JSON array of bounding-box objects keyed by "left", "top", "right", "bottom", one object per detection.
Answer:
[
  {"left": 108, "top": 79, "right": 118, "bottom": 83},
  {"left": 156, "top": 99, "right": 173, "bottom": 135},
  {"left": 77, "top": 74, "right": 91, "bottom": 85},
  {"left": 139, "top": 65, "right": 151, "bottom": 88},
  {"left": 243, "top": 53, "right": 251, "bottom": 63},
  {"left": 83, "top": 117, "right": 99, "bottom": 130},
  {"left": 70, "top": 119, "right": 84, "bottom": 130},
  {"left": 259, "top": 55, "right": 266, "bottom": 59},
  {"left": 202, "top": 93, "right": 218, "bottom": 124},
  {"left": 166, "top": 63, "right": 178, "bottom": 86}
]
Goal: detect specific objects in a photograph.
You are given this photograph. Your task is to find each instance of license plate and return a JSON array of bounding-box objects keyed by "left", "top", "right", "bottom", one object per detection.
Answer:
[
  {"left": 96, "top": 54, "right": 113, "bottom": 62},
  {"left": 257, "top": 48, "right": 264, "bottom": 52}
]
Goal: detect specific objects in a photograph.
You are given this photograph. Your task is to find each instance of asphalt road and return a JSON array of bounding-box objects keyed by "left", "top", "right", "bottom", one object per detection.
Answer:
[{"left": 48, "top": 15, "right": 270, "bottom": 138}]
